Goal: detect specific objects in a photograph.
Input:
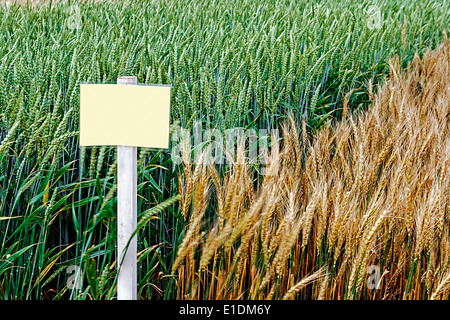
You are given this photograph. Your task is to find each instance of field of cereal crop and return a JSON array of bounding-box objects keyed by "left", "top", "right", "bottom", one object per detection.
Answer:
[{"left": 0, "top": 0, "right": 449, "bottom": 300}]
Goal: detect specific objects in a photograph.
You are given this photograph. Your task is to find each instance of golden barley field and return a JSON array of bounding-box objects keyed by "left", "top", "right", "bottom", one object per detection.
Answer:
[{"left": 173, "top": 35, "right": 450, "bottom": 300}]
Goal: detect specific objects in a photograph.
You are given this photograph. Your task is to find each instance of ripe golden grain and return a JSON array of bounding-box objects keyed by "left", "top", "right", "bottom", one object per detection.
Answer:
[{"left": 173, "top": 36, "right": 450, "bottom": 299}]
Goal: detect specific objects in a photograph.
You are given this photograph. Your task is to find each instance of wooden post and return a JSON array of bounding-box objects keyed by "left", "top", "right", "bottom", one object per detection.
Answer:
[{"left": 117, "top": 76, "right": 138, "bottom": 300}]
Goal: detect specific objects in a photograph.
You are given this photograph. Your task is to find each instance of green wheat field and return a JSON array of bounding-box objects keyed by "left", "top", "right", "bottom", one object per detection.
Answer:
[{"left": 0, "top": 0, "right": 449, "bottom": 300}]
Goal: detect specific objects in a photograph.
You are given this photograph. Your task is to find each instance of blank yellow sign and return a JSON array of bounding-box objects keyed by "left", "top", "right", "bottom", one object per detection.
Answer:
[{"left": 80, "top": 84, "right": 171, "bottom": 148}]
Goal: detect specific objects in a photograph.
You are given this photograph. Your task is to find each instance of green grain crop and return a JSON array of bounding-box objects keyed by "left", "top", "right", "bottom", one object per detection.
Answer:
[{"left": 0, "top": 0, "right": 448, "bottom": 299}]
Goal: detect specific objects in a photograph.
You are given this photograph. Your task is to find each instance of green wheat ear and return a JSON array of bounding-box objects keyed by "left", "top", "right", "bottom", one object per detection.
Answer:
[{"left": 133, "top": 194, "right": 181, "bottom": 239}]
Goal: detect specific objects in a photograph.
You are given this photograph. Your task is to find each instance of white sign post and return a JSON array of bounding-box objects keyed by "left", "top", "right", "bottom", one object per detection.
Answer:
[
  {"left": 116, "top": 76, "right": 138, "bottom": 300},
  {"left": 79, "top": 76, "right": 171, "bottom": 300}
]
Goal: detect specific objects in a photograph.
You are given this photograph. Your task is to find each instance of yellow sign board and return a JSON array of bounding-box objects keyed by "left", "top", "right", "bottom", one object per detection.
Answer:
[{"left": 80, "top": 84, "right": 171, "bottom": 148}]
